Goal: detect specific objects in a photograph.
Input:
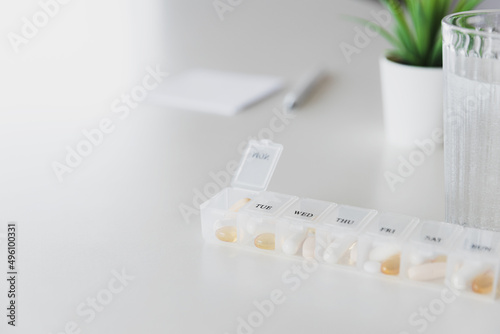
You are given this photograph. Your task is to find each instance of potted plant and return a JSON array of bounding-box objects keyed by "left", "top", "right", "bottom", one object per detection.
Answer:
[{"left": 368, "top": 0, "right": 483, "bottom": 146}]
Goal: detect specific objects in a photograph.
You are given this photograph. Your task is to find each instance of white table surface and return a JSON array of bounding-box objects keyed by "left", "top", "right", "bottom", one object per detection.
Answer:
[{"left": 2, "top": 1, "right": 500, "bottom": 333}]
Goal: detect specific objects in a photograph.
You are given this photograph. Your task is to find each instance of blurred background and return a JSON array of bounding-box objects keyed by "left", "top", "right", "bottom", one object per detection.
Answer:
[{"left": 2, "top": 0, "right": 498, "bottom": 116}]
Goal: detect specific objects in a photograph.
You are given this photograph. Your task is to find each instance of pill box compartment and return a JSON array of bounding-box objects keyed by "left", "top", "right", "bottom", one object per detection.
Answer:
[
  {"left": 446, "top": 228, "right": 500, "bottom": 299},
  {"left": 315, "top": 205, "right": 377, "bottom": 267},
  {"left": 201, "top": 140, "right": 285, "bottom": 247},
  {"left": 201, "top": 187, "right": 257, "bottom": 244},
  {"left": 400, "top": 221, "right": 462, "bottom": 285},
  {"left": 238, "top": 191, "right": 298, "bottom": 251},
  {"left": 357, "top": 213, "right": 419, "bottom": 277},
  {"left": 276, "top": 198, "right": 337, "bottom": 259}
]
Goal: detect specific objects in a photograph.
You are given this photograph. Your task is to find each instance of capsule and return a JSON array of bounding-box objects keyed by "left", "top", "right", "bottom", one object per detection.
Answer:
[
  {"left": 472, "top": 272, "right": 494, "bottom": 295},
  {"left": 229, "top": 198, "right": 251, "bottom": 212},
  {"left": 215, "top": 226, "right": 237, "bottom": 243},
  {"left": 254, "top": 233, "right": 275, "bottom": 250},
  {"left": 302, "top": 232, "right": 316, "bottom": 260},
  {"left": 407, "top": 262, "right": 447, "bottom": 281},
  {"left": 381, "top": 254, "right": 401, "bottom": 276},
  {"left": 348, "top": 242, "right": 358, "bottom": 265}
]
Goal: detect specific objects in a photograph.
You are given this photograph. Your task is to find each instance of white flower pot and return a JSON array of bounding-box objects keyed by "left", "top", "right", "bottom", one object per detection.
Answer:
[{"left": 380, "top": 56, "right": 443, "bottom": 147}]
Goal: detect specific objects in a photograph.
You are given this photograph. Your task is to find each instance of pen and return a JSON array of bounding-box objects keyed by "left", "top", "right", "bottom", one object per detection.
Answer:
[{"left": 283, "top": 67, "right": 327, "bottom": 111}]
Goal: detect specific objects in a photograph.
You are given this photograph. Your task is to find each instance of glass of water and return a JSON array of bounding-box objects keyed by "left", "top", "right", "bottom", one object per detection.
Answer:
[{"left": 443, "top": 11, "right": 500, "bottom": 231}]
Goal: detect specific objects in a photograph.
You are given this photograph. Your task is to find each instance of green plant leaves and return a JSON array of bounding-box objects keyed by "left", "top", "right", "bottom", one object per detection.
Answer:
[{"left": 371, "top": 0, "right": 484, "bottom": 67}]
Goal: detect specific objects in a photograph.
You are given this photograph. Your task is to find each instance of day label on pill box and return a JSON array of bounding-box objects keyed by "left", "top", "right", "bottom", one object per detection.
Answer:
[
  {"left": 249, "top": 202, "right": 281, "bottom": 215},
  {"left": 281, "top": 199, "right": 333, "bottom": 222},
  {"left": 255, "top": 203, "right": 273, "bottom": 211},
  {"left": 294, "top": 210, "right": 314, "bottom": 218},
  {"left": 284, "top": 208, "right": 319, "bottom": 221},
  {"left": 324, "top": 206, "right": 373, "bottom": 230},
  {"left": 375, "top": 224, "right": 400, "bottom": 236},
  {"left": 461, "top": 230, "right": 500, "bottom": 255},
  {"left": 337, "top": 217, "right": 355, "bottom": 225},
  {"left": 366, "top": 213, "right": 416, "bottom": 239},
  {"left": 243, "top": 192, "right": 296, "bottom": 216},
  {"left": 465, "top": 241, "right": 495, "bottom": 253},
  {"left": 415, "top": 223, "right": 458, "bottom": 246}
]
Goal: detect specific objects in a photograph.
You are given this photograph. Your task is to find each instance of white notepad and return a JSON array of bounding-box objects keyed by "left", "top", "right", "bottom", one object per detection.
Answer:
[{"left": 147, "top": 69, "right": 284, "bottom": 116}]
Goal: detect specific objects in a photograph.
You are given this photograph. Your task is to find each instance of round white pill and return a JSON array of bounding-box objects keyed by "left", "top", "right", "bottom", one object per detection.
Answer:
[{"left": 364, "top": 261, "right": 381, "bottom": 273}]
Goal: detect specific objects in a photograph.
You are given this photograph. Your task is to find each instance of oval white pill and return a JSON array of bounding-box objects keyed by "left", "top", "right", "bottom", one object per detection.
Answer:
[
  {"left": 369, "top": 245, "right": 400, "bottom": 262},
  {"left": 282, "top": 232, "right": 307, "bottom": 255},
  {"left": 302, "top": 235, "right": 316, "bottom": 260},
  {"left": 364, "top": 261, "right": 381, "bottom": 273},
  {"left": 408, "top": 262, "right": 447, "bottom": 281}
]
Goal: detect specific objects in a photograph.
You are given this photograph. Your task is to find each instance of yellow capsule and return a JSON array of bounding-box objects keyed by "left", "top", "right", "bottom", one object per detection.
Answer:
[
  {"left": 254, "top": 233, "right": 275, "bottom": 250},
  {"left": 381, "top": 254, "right": 401, "bottom": 276},
  {"left": 472, "top": 272, "right": 494, "bottom": 295},
  {"left": 215, "top": 226, "right": 237, "bottom": 243},
  {"left": 229, "top": 198, "right": 251, "bottom": 212},
  {"left": 432, "top": 255, "right": 447, "bottom": 263}
]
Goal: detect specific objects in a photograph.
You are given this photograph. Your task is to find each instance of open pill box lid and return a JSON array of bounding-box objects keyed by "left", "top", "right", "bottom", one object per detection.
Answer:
[{"left": 231, "top": 140, "right": 283, "bottom": 192}]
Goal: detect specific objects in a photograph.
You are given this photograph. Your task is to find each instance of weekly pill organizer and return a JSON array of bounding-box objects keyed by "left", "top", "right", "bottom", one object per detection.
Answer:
[{"left": 200, "top": 140, "right": 500, "bottom": 300}]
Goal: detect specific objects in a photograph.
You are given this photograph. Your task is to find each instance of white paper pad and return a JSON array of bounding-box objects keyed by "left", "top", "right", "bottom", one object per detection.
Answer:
[{"left": 147, "top": 69, "right": 284, "bottom": 116}]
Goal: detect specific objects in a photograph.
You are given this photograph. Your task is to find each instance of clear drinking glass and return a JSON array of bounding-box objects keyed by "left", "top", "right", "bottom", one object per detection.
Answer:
[{"left": 443, "top": 11, "right": 500, "bottom": 231}]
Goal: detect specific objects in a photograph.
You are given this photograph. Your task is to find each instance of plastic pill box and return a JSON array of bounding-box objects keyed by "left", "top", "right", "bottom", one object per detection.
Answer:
[
  {"left": 200, "top": 140, "right": 500, "bottom": 300},
  {"left": 446, "top": 228, "right": 500, "bottom": 299},
  {"left": 276, "top": 198, "right": 336, "bottom": 258},
  {"left": 400, "top": 220, "right": 463, "bottom": 285},
  {"left": 357, "top": 213, "right": 419, "bottom": 277},
  {"left": 200, "top": 140, "right": 287, "bottom": 247},
  {"left": 315, "top": 205, "right": 377, "bottom": 268}
]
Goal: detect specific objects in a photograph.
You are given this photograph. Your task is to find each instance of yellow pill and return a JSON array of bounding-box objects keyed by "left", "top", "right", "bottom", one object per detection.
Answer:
[
  {"left": 472, "top": 272, "right": 494, "bottom": 295},
  {"left": 229, "top": 198, "right": 251, "bottom": 212},
  {"left": 254, "top": 233, "right": 275, "bottom": 250},
  {"left": 215, "top": 226, "right": 237, "bottom": 243},
  {"left": 381, "top": 254, "right": 401, "bottom": 276}
]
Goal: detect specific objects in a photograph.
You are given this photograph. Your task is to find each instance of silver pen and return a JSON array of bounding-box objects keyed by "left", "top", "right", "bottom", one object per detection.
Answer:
[{"left": 283, "top": 67, "right": 327, "bottom": 111}]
